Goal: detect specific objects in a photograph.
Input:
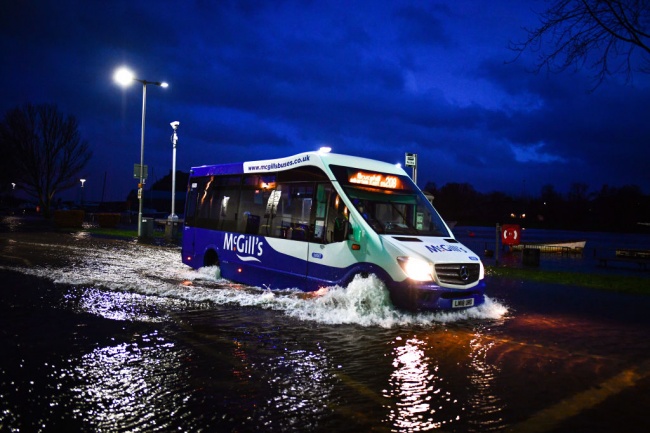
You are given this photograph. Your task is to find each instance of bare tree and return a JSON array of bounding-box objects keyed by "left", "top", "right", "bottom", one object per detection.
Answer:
[
  {"left": 0, "top": 103, "right": 92, "bottom": 217},
  {"left": 511, "top": 0, "right": 650, "bottom": 85}
]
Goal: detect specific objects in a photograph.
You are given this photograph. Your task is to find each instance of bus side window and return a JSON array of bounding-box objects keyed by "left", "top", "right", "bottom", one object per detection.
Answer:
[
  {"left": 263, "top": 189, "right": 282, "bottom": 237},
  {"left": 275, "top": 183, "right": 313, "bottom": 241},
  {"left": 217, "top": 189, "right": 239, "bottom": 232},
  {"left": 237, "top": 174, "right": 274, "bottom": 235},
  {"left": 184, "top": 181, "right": 200, "bottom": 227},
  {"left": 196, "top": 176, "right": 218, "bottom": 229}
]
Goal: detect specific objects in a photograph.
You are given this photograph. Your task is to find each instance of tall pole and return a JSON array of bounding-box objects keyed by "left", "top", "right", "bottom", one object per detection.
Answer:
[
  {"left": 100, "top": 171, "right": 107, "bottom": 204},
  {"left": 138, "top": 82, "right": 147, "bottom": 238},
  {"left": 495, "top": 223, "right": 500, "bottom": 267},
  {"left": 169, "top": 121, "right": 179, "bottom": 220},
  {"left": 171, "top": 134, "right": 176, "bottom": 217},
  {"left": 80, "top": 178, "right": 86, "bottom": 206},
  {"left": 113, "top": 67, "right": 167, "bottom": 238}
]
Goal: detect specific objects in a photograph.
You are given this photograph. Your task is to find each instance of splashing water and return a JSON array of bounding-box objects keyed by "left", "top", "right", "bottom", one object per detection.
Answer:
[{"left": 1, "top": 238, "right": 508, "bottom": 327}]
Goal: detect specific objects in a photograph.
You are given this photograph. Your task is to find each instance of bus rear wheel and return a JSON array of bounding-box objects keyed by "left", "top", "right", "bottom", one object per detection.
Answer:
[{"left": 204, "top": 249, "right": 219, "bottom": 267}]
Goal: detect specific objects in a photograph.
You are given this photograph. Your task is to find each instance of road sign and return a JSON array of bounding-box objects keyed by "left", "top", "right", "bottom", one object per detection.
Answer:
[
  {"left": 501, "top": 224, "right": 521, "bottom": 246},
  {"left": 134, "top": 164, "right": 148, "bottom": 179},
  {"left": 405, "top": 153, "right": 417, "bottom": 167}
]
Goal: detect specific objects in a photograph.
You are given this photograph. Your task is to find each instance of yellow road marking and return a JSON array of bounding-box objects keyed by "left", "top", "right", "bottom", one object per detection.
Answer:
[{"left": 509, "top": 360, "right": 650, "bottom": 432}]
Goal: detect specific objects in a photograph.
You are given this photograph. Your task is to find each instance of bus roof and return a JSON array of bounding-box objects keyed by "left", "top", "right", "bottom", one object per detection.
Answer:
[{"left": 189, "top": 151, "right": 409, "bottom": 178}]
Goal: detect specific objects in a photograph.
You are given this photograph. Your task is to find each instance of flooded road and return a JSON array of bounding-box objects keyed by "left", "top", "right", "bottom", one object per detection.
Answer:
[{"left": 1, "top": 224, "right": 650, "bottom": 432}]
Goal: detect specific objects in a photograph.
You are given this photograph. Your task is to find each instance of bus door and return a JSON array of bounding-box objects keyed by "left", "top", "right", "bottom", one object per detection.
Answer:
[{"left": 307, "top": 184, "right": 355, "bottom": 285}]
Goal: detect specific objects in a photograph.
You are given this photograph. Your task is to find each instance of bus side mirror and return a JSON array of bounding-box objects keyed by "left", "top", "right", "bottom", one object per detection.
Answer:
[{"left": 349, "top": 218, "right": 362, "bottom": 242}]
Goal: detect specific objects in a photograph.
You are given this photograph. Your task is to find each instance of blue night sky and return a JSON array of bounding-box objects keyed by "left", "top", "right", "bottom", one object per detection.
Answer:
[{"left": 2, "top": 0, "right": 649, "bottom": 203}]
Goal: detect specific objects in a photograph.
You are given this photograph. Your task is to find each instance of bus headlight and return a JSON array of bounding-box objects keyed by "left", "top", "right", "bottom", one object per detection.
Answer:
[{"left": 397, "top": 257, "right": 433, "bottom": 281}]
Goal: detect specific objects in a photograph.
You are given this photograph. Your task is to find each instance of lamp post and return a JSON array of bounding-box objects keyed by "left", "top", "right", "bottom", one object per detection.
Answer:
[
  {"left": 114, "top": 67, "right": 168, "bottom": 238},
  {"left": 80, "top": 178, "right": 86, "bottom": 206},
  {"left": 169, "top": 121, "right": 180, "bottom": 221}
]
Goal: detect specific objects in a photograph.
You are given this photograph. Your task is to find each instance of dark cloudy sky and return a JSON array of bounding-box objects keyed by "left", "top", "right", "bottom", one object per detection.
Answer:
[{"left": 2, "top": 0, "right": 649, "bottom": 203}]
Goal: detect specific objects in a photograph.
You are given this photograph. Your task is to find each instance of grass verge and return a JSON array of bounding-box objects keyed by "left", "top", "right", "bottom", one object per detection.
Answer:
[{"left": 486, "top": 266, "right": 650, "bottom": 295}]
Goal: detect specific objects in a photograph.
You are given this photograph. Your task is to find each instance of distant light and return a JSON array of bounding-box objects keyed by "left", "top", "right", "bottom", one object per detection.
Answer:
[
  {"left": 80, "top": 178, "right": 86, "bottom": 187},
  {"left": 396, "top": 163, "right": 402, "bottom": 168},
  {"left": 160, "top": 82, "right": 169, "bottom": 88},
  {"left": 114, "top": 67, "right": 135, "bottom": 86},
  {"left": 319, "top": 146, "right": 331, "bottom": 153}
]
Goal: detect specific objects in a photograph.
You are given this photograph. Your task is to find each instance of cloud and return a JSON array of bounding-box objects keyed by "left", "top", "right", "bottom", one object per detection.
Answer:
[{"left": 510, "top": 142, "right": 568, "bottom": 164}]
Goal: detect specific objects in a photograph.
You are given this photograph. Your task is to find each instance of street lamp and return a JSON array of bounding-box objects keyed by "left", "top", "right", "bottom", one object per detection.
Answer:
[
  {"left": 113, "top": 66, "right": 168, "bottom": 238},
  {"left": 80, "top": 178, "right": 86, "bottom": 206},
  {"left": 169, "top": 121, "right": 180, "bottom": 221}
]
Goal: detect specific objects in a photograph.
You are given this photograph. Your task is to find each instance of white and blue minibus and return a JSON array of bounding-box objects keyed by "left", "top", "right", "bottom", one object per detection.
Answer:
[{"left": 181, "top": 151, "right": 485, "bottom": 311}]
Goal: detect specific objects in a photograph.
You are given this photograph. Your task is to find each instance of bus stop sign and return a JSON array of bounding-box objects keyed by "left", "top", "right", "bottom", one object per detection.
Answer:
[{"left": 405, "top": 153, "right": 417, "bottom": 167}]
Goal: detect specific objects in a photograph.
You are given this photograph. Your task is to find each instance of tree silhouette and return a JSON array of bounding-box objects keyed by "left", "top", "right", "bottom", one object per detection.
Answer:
[
  {"left": 511, "top": 0, "right": 650, "bottom": 86},
  {"left": 0, "top": 103, "right": 92, "bottom": 217}
]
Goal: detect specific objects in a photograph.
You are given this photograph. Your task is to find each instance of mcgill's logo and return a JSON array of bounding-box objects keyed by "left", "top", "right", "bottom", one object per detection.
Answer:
[
  {"left": 425, "top": 244, "right": 468, "bottom": 254},
  {"left": 224, "top": 233, "right": 264, "bottom": 261}
]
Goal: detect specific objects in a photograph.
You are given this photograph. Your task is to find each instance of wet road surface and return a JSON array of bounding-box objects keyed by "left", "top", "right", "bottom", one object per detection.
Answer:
[{"left": 1, "top": 222, "right": 649, "bottom": 432}]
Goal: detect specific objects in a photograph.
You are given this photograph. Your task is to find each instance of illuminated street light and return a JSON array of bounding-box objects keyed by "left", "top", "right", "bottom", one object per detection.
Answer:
[
  {"left": 113, "top": 66, "right": 168, "bottom": 238},
  {"left": 169, "top": 121, "right": 179, "bottom": 221},
  {"left": 80, "top": 178, "right": 86, "bottom": 206},
  {"left": 165, "top": 121, "right": 180, "bottom": 241}
]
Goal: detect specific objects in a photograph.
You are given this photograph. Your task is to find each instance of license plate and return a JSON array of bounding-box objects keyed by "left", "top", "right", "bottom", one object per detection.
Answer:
[{"left": 452, "top": 298, "right": 474, "bottom": 308}]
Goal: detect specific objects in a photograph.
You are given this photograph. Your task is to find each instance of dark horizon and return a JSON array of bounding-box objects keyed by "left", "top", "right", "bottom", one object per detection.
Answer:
[{"left": 6, "top": 168, "right": 647, "bottom": 234}]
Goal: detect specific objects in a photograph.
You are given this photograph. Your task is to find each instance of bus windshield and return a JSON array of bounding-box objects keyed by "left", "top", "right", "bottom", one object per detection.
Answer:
[
  {"left": 342, "top": 186, "right": 451, "bottom": 237},
  {"left": 329, "top": 164, "right": 450, "bottom": 237}
]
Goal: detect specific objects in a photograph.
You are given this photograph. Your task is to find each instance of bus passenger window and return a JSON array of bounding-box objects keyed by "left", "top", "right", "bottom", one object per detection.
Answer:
[{"left": 245, "top": 213, "right": 260, "bottom": 234}]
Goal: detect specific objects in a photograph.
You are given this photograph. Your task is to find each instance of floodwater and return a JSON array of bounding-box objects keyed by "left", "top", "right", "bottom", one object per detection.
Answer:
[{"left": 1, "top": 217, "right": 650, "bottom": 432}]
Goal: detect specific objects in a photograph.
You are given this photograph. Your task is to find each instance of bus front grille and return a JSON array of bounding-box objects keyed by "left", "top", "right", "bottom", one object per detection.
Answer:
[{"left": 435, "top": 263, "right": 480, "bottom": 286}]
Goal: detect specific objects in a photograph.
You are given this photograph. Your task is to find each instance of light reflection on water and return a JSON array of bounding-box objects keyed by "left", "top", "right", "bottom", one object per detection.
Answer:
[
  {"left": 382, "top": 328, "right": 505, "bottom": 432},
  {"left": 55, "top": 331, "right": 194, "bottom": 432},
  {"left": 258, "top": 346, "right": 335, "bottom": 430},
  {"left": 466, "top": 333, "right": 504, "bottom": 432},
  {"left": 384, "top": 337, "right": 455, "bottom": 430},
  {"left": 72, "top": 288, "right": 167, "bottom": 322}
]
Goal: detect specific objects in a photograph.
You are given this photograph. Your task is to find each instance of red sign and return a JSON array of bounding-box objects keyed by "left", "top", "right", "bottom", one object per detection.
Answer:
[{"left": 502, "top": 224, "right": 521, "bottom": 246}]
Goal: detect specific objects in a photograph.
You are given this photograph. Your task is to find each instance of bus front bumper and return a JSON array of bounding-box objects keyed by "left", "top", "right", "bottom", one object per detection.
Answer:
[{"left": 387, "top": 279, "right": 486, "bottom": 312}]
